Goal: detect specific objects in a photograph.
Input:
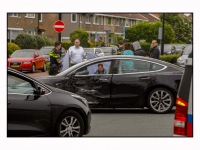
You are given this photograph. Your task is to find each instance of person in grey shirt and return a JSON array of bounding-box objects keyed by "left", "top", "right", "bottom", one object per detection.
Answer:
[{"left": 69, "top": 39, "right": 86, "bottom": 67}]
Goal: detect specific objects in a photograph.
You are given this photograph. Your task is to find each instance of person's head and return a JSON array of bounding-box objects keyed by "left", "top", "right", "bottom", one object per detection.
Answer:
[
  {"left": 151, "top": 40, "right": 158, "bottom": 48},
  {"left": 55, "top": 41, "right": 61, "bottom": 50},
  {"left": 118, "top": 40, "right": 124, "bottom": 47},
  {"left": 132, "top": 41, "right": 141, "bottom": 50},
  {"left": 124, "top": 43, "right": 131, "bottom": 50},
  {"left": 107, "top": 43, "right": 110, "bottom": 47},
  {"left": 98, "top": 63, "right": 104, "bottom": 72},
  {"left": 101, "top": 42, "right": 105, "bottom": 46},
  {"left": 74, "top": 39, "right": 80, "bottom": 48}
]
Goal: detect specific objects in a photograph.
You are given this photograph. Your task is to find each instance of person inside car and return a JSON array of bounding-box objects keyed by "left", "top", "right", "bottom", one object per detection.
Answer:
[{"left": 94, "top": 63, "right": 107, "bottom": 74}]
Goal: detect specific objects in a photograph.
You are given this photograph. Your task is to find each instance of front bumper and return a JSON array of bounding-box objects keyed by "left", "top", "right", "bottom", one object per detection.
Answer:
[
  {"left": 84, "top": 109, "right": 91, "bottom": 135},
  {"left": 8, "top": 62, "right": 32, "bottom": 71}
]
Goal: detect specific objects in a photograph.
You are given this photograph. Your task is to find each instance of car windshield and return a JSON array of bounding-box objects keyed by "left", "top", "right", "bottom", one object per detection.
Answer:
[
  {"left": 183, "top": 45, "right": 192, "bottom": 55},
  {"left": 84, "top": 48, "right": 94, "bottom": 53},
  {"left": 41, "top": 48, "right": 53, "bottom": 55},
  {"left": 11, "top": 51, "right": 34, "bottom": 58}
]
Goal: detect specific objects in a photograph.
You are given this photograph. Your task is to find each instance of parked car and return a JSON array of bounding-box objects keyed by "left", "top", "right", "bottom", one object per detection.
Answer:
[
  {"left": 40, "top": 46, "right": 66, "bottom": 62},
  {"left": 159, "top": 44, "right": 176, "bottom": 55},
  {"left": 37, "top": 55, "right": 184, "bottom": 114},
  {"left": 100, "top": 47, "right": 117, "bottom": 56},
  {"left": 177, "top": 45, "right": 192, "bottom": 68},
  {"left": 7, "top": 68, "right": 91, "bottom": 137},
  {"left": 167, "top": 45, "right": 186, "bottom": 55},
  {"left": 110, "top": 45, "right": 119, "bottom": 51},
  {"left": 8, "top": 49, "right": 46, "bottom": 73},
  {"left": 174, "top": 52, "right": 193, "bottom": 137}
]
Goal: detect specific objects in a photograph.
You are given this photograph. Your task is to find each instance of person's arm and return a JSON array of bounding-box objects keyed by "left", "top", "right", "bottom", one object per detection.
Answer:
[
  {"left": 82, "top": 48, "right": 86, "bottom": 58},
  {"left": 69, "top": 48, "right": 72, "bottom": 58}
]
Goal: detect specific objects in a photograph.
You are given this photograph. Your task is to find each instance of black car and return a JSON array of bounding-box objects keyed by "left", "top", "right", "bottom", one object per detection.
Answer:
[
  {"left": 8, "top": 68, "right": 91, "bottom": 137},
  {"left": 37, "top": 55, "right": 184, "bottom": 114}
]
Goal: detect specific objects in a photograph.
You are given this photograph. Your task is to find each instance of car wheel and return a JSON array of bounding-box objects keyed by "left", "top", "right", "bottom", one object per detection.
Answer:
[
  {"left": 147, "top": 88, "right": 174, "bottom": 114},
  {"left": 31, "top": 64, "right": 35, "bottom": 73},
  {"left": 42, "top": 63, "right": 46, "bottom": 72},
  {"left": 56, "top": 110, "right": 84, "bottom": 137}
]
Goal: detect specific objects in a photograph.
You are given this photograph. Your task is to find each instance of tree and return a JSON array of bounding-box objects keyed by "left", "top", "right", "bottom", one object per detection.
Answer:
[
  {"left": 125, "top": 21, "right": 175, "bottom": 44},
  {"left": 35, "top": 35, "right": 46, "bottom": 49},
  {"left": 14, "top": 33, "right": 37, "bottom": 49},
  {"left": 70, "top": 29, "right": 89, "bottom": 48},
  {"left": 159, "top": 13, "right": 192, "bottom": 43}
]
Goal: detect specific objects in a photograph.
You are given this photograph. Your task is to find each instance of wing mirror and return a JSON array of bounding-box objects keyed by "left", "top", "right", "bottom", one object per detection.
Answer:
[
  {"left": 41, "top": 89, "right": 45, "bottom": 95},
  {"left": 35, "top": 55, "right": 39, "bottom": 58},
  {"left": 8, "top": 55, "right": 11, "bottom": 58},
  {"left": 95, "top": 51, "right": 100, "bottom": 54}
]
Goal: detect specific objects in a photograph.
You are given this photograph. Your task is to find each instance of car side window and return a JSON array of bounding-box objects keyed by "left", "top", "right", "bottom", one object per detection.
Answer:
[
  {"left": 117, "top": 59, "right": 151, "bottom": 74},
  {"left": 35, "top": 51, "right": 39, "bottom": 56},
  {"left": 152, "top": 63, "right": 164, "bottom": 71},
  {"left": 8, "top": 73, "right": 37, "bottom": 94},
  {"left": 37, "top": 51, "right": 42, "bottom": 56},
  {"left": 75, "top": 61, "right": 112, "bottom": 75}
]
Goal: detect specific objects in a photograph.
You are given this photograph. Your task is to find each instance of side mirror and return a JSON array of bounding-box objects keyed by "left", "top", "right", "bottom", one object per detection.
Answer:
[
  {"left": 35, "top": 55, "right": 39, "bottom": 58},
  {"left": 41, "top": 89, "right": 45, "bottom": 95},
  {"left": 8, "top": 55, "right": 11, "bottom": 58},
  {"left": 95, "top": 51, "right": 100, "bottom": 54}
]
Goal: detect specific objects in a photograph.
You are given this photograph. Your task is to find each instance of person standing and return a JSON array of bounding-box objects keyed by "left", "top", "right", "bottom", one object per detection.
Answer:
[
  {"left": 121, "top": 43, "right": 134, "bottom": 55},
  {"left": 150, "top": 40, "right": 160, "bottom": 59},
  {"left": 49, "top": 41, "right": 63, "bottom": 75},
  {"left": 132, "top": 41, "right": 146, "bottom": 56},
  {"left": 100, "top": 42, "right": 106, "bottom": 47},
  {"left": 118, "top": 40, "right": 124, "bottom": 52},
  {"left": 69, "top": 39, "right": 86, "bottom": 67}
]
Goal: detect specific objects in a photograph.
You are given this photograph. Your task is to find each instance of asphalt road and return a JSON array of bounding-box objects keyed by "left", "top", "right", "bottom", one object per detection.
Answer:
[{"left": 85, "top": 108, "right": 176, "bottom": 137}]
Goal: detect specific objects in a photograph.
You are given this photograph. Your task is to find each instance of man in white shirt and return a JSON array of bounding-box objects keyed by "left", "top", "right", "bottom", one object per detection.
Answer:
[{"left": 69, "top": 39, "right": 86, "bottom": 67}]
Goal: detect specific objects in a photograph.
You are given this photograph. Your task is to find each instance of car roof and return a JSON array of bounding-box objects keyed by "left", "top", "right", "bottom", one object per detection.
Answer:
[{"left": 15, "top": 49, "right": 37, "bottom": 52}]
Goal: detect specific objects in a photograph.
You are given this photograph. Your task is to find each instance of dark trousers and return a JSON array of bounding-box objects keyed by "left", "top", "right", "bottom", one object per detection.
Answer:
[
  {"left": 70, "top": 63, "right": 76, "bottom": 67},
  {"left": 49, "top": 65, "right": 58, "bottom": 75}
]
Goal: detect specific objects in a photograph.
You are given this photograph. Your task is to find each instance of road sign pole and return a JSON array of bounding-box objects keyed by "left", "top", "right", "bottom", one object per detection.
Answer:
[{"left": 58, "top": 13, "right": 62, "bottom": 42}]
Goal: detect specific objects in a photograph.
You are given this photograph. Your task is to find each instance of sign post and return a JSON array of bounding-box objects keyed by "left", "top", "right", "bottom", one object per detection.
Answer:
[
  {"left": 158, "top": 27, "right": 162, "bottom": 48},
  {"left": 122, "top": 26, "right": 125, "bottom": 41},
  {"left": 95, "top": 31, "right": 97, "bottom": 47}
]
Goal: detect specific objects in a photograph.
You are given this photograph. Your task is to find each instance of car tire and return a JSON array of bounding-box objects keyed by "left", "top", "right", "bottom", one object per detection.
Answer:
[
  {"left": 31, "top": 64, "right": 35, "bottom": 73},
  {"left": 56, "top": 110, "right": 84, "bottom": 137},
  {"left": 42, "top": 63, "right": 46, "bottom": 72},
  {"left": 147, "top": 88, "right": 174, "bottom": 114}
]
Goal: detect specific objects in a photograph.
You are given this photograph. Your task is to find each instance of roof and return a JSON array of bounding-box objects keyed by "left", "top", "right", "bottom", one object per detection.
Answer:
[
  {"left": 100, "top": 13, "right": 148, "bottom": 20},
  {"left": 139, "top": 13, "right": 160, "bottom": 23}
]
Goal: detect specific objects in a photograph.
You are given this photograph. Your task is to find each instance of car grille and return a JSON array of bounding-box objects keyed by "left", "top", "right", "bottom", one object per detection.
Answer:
[{"left": 10, "top": 62, "right": 21, "bottom": 69}]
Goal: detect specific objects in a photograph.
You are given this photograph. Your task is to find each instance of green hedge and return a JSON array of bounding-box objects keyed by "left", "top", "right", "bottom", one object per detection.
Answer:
[
  {"left": 140, "top": 42, "right": 151, "bottom": 56},
  {"left": 35, "top": 35, "right": 46, "bottom": 49},
  {"left": 42, "top": 36, "right": 55, "bottom": 46},
  {"left": 159, "top": 54, "right": 181, "bottom": 63},
  {"left": 14, "top": 33, "right": 37, "bottom": 49},
  {"left": 46, "top": 62, "right": 50, "bottom": 74},
  {"left": 7, "top": 42, "right": 20, "bottom": 57}
]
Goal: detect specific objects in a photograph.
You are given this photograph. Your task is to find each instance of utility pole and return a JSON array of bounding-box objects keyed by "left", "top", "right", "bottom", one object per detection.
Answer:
[
  {"left": 161, "top": 13, "right": 165, "bottom": 55},
  {"left": 58, "top": 13, "right": 62, "bottom": 42}
]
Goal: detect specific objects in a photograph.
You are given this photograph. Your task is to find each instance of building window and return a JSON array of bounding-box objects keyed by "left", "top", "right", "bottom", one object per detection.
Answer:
[
  {"left": 116, "top": 18, "right": 120, "bottom": 26},
  {"left": 26, "top": 31, "right": 35, "bottom": 35},
  {"left": 25, "top": 13, "right": 35, "bottom": 18},
  {"left": 85, "top": 14, "right": 91, "bottom": 24},
  {"left": 9, "top": 13, "right": 20, "bottom": 17},
  {"left": 38, "top": 13, "right": 42, "bottom": 22},
  {"left": 8, "top": 30, "right": 20, "bottom": 42},
  {"left": 71, "top": 14, "right": 77, "bottom": 23},
  {"left": 125, "top": 19, "right": 129, "bottom": 27},
  {"left": 108, "top": 17, "right": 113, "bottom": 25},
  {"left": 93, "top": 15, "right": 99, "bottom": 24},
  {"left": 101, "top": 16, "right": 103, "bottom": 25},
  {"left": 80, "top": 14, "right": 82, "bottom": 23}
]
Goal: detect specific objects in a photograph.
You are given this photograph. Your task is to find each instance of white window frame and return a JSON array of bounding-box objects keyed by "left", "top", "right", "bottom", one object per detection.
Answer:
[
  {"left": 80, "top": 14, "right": 82, "bottom": 23},
  {"left": 115, "top": 18, "right": 120, "bottom": 26},
  {"left": 9, "top": 13, "right": 20, "bottom": 18},
  {"left": 71, "top": 13, "right": 77, "bottom": 23},
  {"left": 85, "top": 14, "right": 91, "bottom": 24},
  {"left": 93, "top": 15, "right": 99, "bottom": 25},
  {"left": 8, "top": 28, "right": 22, "bottom": 43},
  {"left": 125, "top": 19, "right": 130, "bottom": 27},
  {"left": 104, "top": 17, "right": 106, "bottom": 25},
  {"left": 39, "top": 13, "right": 42, "bottom": 22},
  {"left": 26, "top": 31, "right": 35, "bottom": 35},
  {"left": 101, "top": 16, "right": 103, "bottom": 25},
  {"left": 108, "top": 17, "right": 113, "bottom": 26},
  {"left": 25, "top": 13, "right": 35, "bottom": 18}
]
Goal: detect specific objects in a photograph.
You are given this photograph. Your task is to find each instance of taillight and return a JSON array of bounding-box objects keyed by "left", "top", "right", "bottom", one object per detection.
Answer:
[{"left": 174, "top": 96, "right": 188, "bottom": 135}]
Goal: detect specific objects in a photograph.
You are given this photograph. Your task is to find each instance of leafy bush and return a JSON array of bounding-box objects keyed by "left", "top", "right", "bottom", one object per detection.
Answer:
[
  {"left": 70, "top": 29, "right": 90, "bottom": 48},
  {"left": 89, "top": 42, "right": 94, "bottom": 48},
  {"left": 46, "top": 62, "right": 50, "bottom": 74},
  {"left": 7, "top": 42, "right": 20, "bottom": 57},
  {"left": 159, "top": 54, "right": 181, "bottom": 63},
  {"left": 140, "top": 42, "right": 151, "bottom": 56},
  {"left": 62, "top": 42, "right": 72, "bottom": 50},
  {"left": 14, "top": 33, "right": 37, "bottom": 49},
  {"left": 42, "top": 36, "right": 55, "bottom": 46},
  {"left": 35, "top": 35, "right": 46, "bottom": 49}
]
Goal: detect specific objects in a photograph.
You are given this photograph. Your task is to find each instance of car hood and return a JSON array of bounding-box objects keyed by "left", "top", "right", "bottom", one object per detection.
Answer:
[{"left": 8, "top": 57, "right": 34, "bottom": 62}]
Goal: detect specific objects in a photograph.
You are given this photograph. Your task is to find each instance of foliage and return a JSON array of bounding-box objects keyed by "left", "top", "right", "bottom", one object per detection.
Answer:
[
  {"left": 42, "top": 36, "right": 55, "bottom": 46},
  {"left": 14, "top": 33, "right": 37, "bottom": 49},
  {"left": 61, "top": 42, "right": 71, "bottom": 50},
  {"left": 125, "top": 21, "right": 175, "bottom": 44},
  {"left": 140, "top": 42, "right": 151, "bottom": 56},
  {"left": 7, "top": 42, "right": 20, "bottom": 57},
  {"left": 159, "top": 13, "right": 192, "bottom": 43},
  {"left": 159, "top": 54, "right": 181, "bottom": 63},
  {"left": 70, "top": 29, "right": 90, "bottom": 48},
  {"left": 46, "top": 62, "right": 50, "bottom": 74},
  {"left": 116, "top": 35, "right": 123, "bottom": 42},
  {"left": 89, "top": 42, "right": 95, "bottom": 48},
  {"left": 35, "top": 35, "right": 46, "bottom": 49}
]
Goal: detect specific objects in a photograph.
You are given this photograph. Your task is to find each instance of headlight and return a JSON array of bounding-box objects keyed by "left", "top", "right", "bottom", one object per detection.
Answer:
[
  {"left": 71, "top": 94, "right": 88, "bottom": 107},
  {"left": 23, "top": 61, "right": 31, "bottom": 64}
]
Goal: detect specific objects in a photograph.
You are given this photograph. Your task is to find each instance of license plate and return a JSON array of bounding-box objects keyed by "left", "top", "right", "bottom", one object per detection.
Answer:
[{"left": 11, "top": 65, "right": 20, "bottom": 68}]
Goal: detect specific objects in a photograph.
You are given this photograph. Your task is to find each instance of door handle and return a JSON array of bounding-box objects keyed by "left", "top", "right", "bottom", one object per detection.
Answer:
[
  {"left": 56, "top": 83, "right": 62, "bottom": 86},
  {"left": 141, "top": 77, "right": 150, "bottom": 80},
  {"left": 8, "top": 101, "right": 10, "bottom": 105}
]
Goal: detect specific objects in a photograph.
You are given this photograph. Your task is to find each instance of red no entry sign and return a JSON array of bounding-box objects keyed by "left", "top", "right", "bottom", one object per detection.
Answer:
[{"left": 54, "top": 20, "right": 65, "bottom": 33}]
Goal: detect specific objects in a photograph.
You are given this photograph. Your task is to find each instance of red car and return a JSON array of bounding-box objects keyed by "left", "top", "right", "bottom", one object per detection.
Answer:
[{"left": 8, "top": 49, "right": 46, "bottom": 73}]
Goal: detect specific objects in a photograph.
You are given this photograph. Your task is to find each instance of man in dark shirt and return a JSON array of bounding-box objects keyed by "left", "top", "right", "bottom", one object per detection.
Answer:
[
  {"left": 100, "top": 42, "right": 106, "bottom": 47},
  {"left": 118, "top": 40, "right": 124, "bottom": 52},
  {"left": 150, "top": 40, "right": 160, "bottom": 59},
  {"left": 49, "top": 41, "right": 63, "bottom": 75}
]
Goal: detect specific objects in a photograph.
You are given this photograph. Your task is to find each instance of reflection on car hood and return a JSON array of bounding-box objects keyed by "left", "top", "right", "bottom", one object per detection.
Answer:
[{"left": 178, "top": 55, "right": 189, "bottom": 61}]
